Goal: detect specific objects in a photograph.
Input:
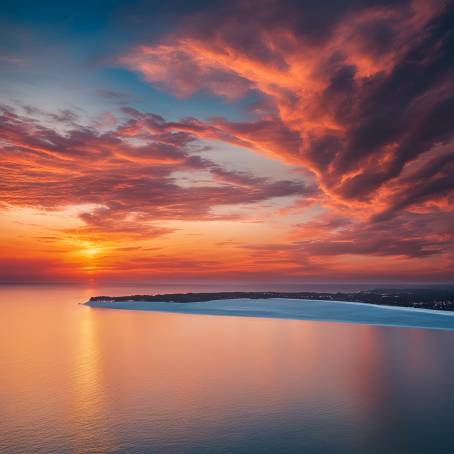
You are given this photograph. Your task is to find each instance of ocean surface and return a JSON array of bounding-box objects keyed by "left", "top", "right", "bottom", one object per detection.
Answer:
[{"left": 1, "top": 284, "right": 454, "bottom": 453}]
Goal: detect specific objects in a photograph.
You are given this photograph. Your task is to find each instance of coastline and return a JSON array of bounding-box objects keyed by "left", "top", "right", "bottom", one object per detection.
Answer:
[{"left": 85, "top": 297, "right": 454, "bottom": 331}]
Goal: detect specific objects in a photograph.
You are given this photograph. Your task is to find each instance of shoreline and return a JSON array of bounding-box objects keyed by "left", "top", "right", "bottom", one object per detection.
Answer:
[
  {"left": 87, "top": 288, "right": 454, "bottom": 311},
  {"left": 85, "top": 297, "right": 454, "bottom": 331}
]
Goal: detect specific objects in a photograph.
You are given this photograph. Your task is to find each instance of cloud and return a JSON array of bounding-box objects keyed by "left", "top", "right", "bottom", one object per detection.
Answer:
[
  {"left": 0, "top": 257, "right": 78, "bottom": 282},
  {"left": 120, "top": 44, "right": 253, "bottom": 99},
  {"left": 294, "top": 207, "right": 454, "bottom": 258},
  {"left": 121, "top": 0, "right": 454, "bottom": 220},
  {"left": 0, "top": 103, "right": 312, "bottom": 241},
  {"left": 1, "top": 0, "right": 453, "bottom": 281}
]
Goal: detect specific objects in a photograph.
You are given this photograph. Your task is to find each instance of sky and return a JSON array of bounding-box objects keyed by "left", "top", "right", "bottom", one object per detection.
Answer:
[{"left": 0, "top": 0, "right": 453, "bottom": 284}]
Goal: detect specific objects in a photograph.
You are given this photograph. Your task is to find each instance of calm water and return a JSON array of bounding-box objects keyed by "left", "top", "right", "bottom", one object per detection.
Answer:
[{"left": 1, "top": 285, "right": 454, "bottom": 454}]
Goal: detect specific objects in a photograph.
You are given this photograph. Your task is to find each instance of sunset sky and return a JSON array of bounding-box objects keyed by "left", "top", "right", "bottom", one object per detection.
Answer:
[{"left": 0, "top": 0, "right": 453, "bottom": 284}]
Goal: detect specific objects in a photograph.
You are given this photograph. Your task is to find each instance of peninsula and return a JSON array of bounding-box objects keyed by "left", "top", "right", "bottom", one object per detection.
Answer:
[
  {"left": 86, "top": 288, "right": 454, "bottom": 331},
  {"left": 88, "top": 287, "right": 454, "bottom": 311}
]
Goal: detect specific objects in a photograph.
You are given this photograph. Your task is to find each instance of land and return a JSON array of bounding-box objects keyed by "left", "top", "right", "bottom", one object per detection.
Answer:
[
  {"left": 86, "top": 293, "right": 454, "bottom": 331},
  {"left": 85, "top": 287, "right": 454, "bottom": 330},
  {"left": 89, "top": 287, "right": 454, "bottom": 311}
]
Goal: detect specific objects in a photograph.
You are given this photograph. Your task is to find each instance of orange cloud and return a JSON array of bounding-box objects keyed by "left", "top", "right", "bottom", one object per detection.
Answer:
[
  {"left": 121, "top": 0, "right": 452, "bottom": 219},
  {"left": 1, "top": 0, "right": 453, "bottom": 282}
]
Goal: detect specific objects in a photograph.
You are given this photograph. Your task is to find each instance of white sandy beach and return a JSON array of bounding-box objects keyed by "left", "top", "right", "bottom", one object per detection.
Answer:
[{"left": 86, "top": 298, "right": 454, "bottom": 331}]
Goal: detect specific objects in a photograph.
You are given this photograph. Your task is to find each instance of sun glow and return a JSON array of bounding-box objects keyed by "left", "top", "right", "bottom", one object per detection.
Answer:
[{"left": 84, "top": 247, "right": 100, "bottom": 258}]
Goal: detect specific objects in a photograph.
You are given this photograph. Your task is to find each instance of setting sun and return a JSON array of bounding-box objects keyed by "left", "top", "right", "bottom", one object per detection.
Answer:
[{"left": 83, "top": 247, "right": 100, "bottom": 258}]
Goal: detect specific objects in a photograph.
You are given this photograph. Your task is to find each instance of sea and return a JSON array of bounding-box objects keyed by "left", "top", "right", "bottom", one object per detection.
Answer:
[{"left": 1, "top": 283, "right": 454, "bottom": 453}]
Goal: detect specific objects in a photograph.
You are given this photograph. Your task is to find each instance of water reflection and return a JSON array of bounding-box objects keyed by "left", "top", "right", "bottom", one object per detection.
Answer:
[{"left": 1, "top": 285, "right": 454, "bottom": 453}]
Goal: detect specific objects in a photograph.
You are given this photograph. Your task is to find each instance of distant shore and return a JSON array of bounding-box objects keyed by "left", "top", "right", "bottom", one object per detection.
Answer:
[
  {"left": 87, "top": 288, "right": 454, "bottom": 311},
  {"left": 85, "top": 297, "right": 454, "bottom": 331}
]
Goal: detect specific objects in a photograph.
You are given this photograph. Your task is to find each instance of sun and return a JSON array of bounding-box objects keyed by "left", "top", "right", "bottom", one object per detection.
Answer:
[{"left": 84, "top": 247, "right": 100, "bottom": 258}]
